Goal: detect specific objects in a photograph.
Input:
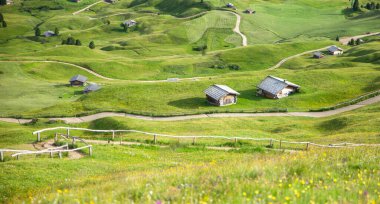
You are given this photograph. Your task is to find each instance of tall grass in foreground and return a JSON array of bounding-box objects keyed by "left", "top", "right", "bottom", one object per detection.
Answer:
[{"left": 20, "top": 147, "right": 380, "bottom": 203}]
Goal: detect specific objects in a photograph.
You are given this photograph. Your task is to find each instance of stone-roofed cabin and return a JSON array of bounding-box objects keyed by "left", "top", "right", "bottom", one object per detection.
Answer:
[
  {"left": 123, "top": 20, "right": 137, "bottom": 27},
  {"left": 204, "top": 84, "right": 240, "bottom": 106},
  {"left": 327, "top": 45, "right": 343, "bottom": 55},
  {"left": 257, "top": 76, "right": 300, "bottom": 99},
  {"left": 84, "top": 83, "right": 101, "bottom": 93},
  {"left": 244, "top": 9, "right": 255, "bottom": 14},
  {"left": 70, "top": 74, "right": 87, "bottom": 86},
  {"left": 44, "top": 31, "right": 55, "bottom": 37},
  {"left": 313, "top": 51, "right": 324, "bottom": 59}
]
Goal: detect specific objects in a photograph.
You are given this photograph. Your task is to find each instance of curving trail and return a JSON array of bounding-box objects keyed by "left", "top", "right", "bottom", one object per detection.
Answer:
[
  {"left": 1, "top": 95, "right": 379, "bottom": 124},
  {"left": 73, "top": 0, "right": 104, "bottom": 15},
  {"left": 268, "top": 46, "right": 332, "bottom": 70},
  {"left": 339, "top": 32, "right": 380, "bottom": 45},
  {"left": 229, "top": 12, "right": 248, "bottom": 47},
  {"left": 0, "top": 60, "right": 115, "bottom": 80}
]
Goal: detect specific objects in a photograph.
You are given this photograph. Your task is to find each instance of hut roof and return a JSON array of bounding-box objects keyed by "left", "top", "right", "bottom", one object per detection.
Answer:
[
  {"left": 204, "top": 84, "right": 240, "bottom": 100},
  {"left": 123, "top": 20, "right": 136, "bottom": 27},
  {"left": 328, "top": 45, "right": 343, "bottom": 52},
  {"left": 84, "top": 83, "right": 101, "bottom": 92},
  {"left": 44, "top": 31, "right": 55, "bottom": 37},
  {"left": 257, "top": 76, "right": 300, "bottom": 95},
  {"left": 313, "top": 51, "right": 323, "bottom": 57},
  {"left": 70, "top": 74, "right": 88, "bottom": 83}
]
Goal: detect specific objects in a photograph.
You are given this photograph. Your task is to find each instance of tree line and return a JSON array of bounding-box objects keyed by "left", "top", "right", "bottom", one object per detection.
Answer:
[{"left": 352, "top": 0, "right": 380, "bottom": 11}]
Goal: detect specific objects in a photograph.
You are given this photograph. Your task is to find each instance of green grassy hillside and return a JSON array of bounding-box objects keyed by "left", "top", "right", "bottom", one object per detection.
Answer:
[
  {"left": 0, "top": 102, "right": 379, "bottom": 203},
  {"left": 1, "top": 41, "right": 378, "bottom": 117}
]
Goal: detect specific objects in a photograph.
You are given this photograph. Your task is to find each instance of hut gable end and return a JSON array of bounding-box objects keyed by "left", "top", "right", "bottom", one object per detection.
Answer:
[{"left": 257, "top": 76, "right": 300, "bottom": 99}]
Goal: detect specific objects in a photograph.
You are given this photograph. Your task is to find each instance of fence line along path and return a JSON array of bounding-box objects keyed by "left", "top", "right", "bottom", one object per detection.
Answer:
[{"left": 32, "top": 127, "right": 380, "bottom": 151}]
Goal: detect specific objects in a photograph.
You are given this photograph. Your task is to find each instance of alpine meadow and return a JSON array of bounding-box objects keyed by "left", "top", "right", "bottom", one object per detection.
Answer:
[{"left": 0, "top": 0, "right": 380, "bottom": 203}]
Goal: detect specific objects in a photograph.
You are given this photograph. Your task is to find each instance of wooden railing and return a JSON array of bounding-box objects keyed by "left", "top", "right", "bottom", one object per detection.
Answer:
[
  {"left": 33, "top": 127, "right": 380, "bottom": 150},
  {"left": 0, "top": 132, "right": 93, "bottom": 161}
]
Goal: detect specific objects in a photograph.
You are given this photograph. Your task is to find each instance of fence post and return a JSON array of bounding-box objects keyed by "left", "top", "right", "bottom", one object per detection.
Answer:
[
  {"left": 58, "top": 151, "right": 62, "bottom": 159},
  {"left": 37, "top": 132, "right": 41, "bottom": 142},
  {"left": 54, "top": 133, "right": 58, "bottom": 143},
  {"left": 234, "top": 137, "right": 238, "bottom": 144},
  {"left": 16, "top": 155, "right": 19, "bottom": 160},
  {"left": 112, "top": 131, "right": 115, "bottom": 140},
  {"left": 280, "top": 140, "right": 282, "bottom": 149},
  {"left": 306, "top": 142, "right": 309, "bottom": 151},
  {"left": 193, "top": 137, "right": 196, "bottom": 145},
  {"left": 66, "top": 143, "right": 69, "bottom": 150},
  {"left": 0, "top": 151, "right": 3, "bottom": 162},
  {"left": 270, "top": 139, "right": 273, "bottom": 147},
  {"left": 89, "top": 146, "right": 93, "bottom": 156},
  {"left": 50, "top": 150, "right": 53, "bottom": 158},
  {"left": 72, "top": 137, "right": 76, "bottom": 146},
  {"left": 154, "top": 134, "right": 157, "bottom": 144},
  {"left": 67, "top": 128, "right": 70, "bottom": 136}
]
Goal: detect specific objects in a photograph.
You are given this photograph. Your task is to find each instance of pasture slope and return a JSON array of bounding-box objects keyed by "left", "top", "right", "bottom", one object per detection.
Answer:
[{"left": 0, "top": 0, "right": 379, "bottom": 203}]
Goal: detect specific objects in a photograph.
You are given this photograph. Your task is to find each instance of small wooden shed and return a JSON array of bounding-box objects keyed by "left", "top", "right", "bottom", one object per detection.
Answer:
[
  {"left": 123, "top": 20, "right": 137, "bottom": 27},
  {"left": 257, "top": 76, "right": 300, "bottom": 99},
  {"left": 83, "top": 83, "right": 101, "bottom": 93},
  {"left": 204, "top": 84, "right": 240, "bottom": 106},
  {"left": 327, "top": 45, "right": 343, "bottom": 55},
  {"left": 244, "top": 9, "right": 255, "bottom": 14},
  {"left": 313, "top": 51, "right": 324, "bottom": 59},
  {"left": 70, "top": 75, "right": 87, "bottom": 86}
]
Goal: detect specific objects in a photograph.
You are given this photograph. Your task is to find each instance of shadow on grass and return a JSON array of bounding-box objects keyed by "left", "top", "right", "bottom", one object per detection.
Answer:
[
  {"left": 167, "top": 97, "right": 210, "bottom": 109},
  {"left": 238, "top": 89, "right": 268, "bottom": 101}
]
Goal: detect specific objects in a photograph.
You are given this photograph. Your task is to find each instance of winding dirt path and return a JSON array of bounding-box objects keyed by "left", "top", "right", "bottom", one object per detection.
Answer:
[
  {"left": 229, "top": 12, "right": 247, "bottom": 47},
  {"left": 1, "top": 95, "right": 379, "bottom": 124},
  {"left": 339, "top": 32, "right": 380, "bottom": 45},
  {"left": 268, "top": 46, "right": 332, "bottom": 70},
  {"left": 73, "top": 0, "right": 104, "bottom": 15}
]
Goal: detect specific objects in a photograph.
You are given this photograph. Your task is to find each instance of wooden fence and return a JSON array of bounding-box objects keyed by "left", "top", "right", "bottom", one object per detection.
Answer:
[
  {"left": 32, "top": 127, "right": 380, "bottom": 150},
  {"left": 0, "top": 132, "right": 92, "bottom": 162}
]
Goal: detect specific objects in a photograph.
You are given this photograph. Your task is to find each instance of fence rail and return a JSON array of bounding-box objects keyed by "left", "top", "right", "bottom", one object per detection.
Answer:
[
  {"left": 32, "top": 127, "right": 380, "bottom": 150},
  {"left": 1, "top": 132, "right": 93, "bottom": 161}
]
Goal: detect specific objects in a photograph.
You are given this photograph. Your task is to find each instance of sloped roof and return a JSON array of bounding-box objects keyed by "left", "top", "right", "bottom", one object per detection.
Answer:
[
  {"left": 328, "top": 45, "right": 343, "bottom": 52},
  {"left": 84, "top": 83, "right": 101, "bottom": 92},
  {"left": 123, "top": 20, "right": 136, "bottom": 27},
  {"left": 313, "top": 51, "right": 323, "bottom": 57},
  {"left": 204, "top": 84, "right": 240, "bottom": 100},
  {"left": 257, "top": 76, "right": 300, "bottom": 95},
  {"left": 44, "top": 31, "right": 55, "bottom": 36},
  {"left": 70, "top": 74, "right": 87, "bottom": 83}
]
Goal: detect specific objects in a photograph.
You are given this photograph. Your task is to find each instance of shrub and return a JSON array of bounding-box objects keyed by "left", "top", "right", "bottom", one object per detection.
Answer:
[{"left": 228, "top": 64, "right": 240, "bottom": 70}]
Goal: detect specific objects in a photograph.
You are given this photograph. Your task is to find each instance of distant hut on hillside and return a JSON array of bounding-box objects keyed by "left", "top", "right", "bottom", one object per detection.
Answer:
[
  {"left": 204, "top": 84, "right": 240, "bottom": 106},
  {"left": 105, "top": 0, "right": 116, "bottom": 3},
  {"left": 123, "top": 20, "right": 137, "bottom": 27},
  {"left": 72, "top": 0, "right": 81, "bottom": 2},
  {"left": 244, "top": 9, "right": 255, "bottom": 14},
  {"left": 44, "top": 31, "right": 55, "bottom": 37},
  {"left": 84, "top": 83, "right": 101, "bottom": 93},
  {"left": 226, "top": 3, "right": 237, "bottom": 10},
  {"left": 313, "top": 51, "right": 324, "bottom": 59},
  {"left": 257, "top": 76, "right": 300, "bottom": 99},
  {"left": 70, "top": 74, "right": 87, "bottom": 86},
  {"left": 327, "top": 45, "right": 343, "bottom": 55}
]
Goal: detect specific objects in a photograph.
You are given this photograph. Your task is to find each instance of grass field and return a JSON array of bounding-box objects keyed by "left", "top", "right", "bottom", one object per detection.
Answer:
[
  {"left": 0, "top": 0, "right": 379, "bottom": 203},
  {"left": 0, "top": 41, "right": 378, "bottom": 117},
  {"left": 0, "top": 102, "right": 379, "bottom": 203}
]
